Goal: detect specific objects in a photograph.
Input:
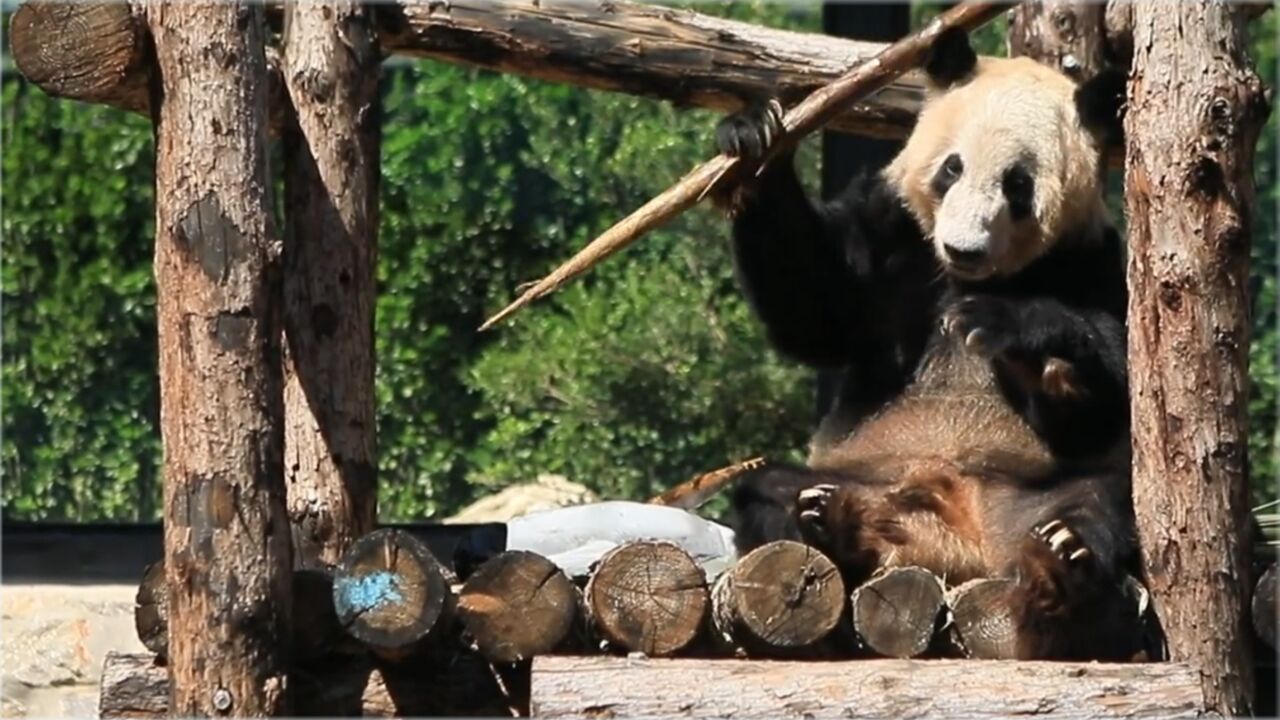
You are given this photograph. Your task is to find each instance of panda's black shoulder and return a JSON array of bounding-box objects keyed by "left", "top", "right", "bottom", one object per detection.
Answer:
[{"left": 822, "top": 169, "right": 932, "bottom": 281}]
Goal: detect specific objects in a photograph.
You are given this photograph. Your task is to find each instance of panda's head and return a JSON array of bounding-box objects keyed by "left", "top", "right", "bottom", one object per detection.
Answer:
[{"left": 884, "top": 29, "right": 1126, "bottom": 282}]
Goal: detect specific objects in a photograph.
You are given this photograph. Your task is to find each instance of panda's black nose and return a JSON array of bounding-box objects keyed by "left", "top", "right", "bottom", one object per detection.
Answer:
[{"left": 943, "top": 245, "right": 987, "bottom": 266}]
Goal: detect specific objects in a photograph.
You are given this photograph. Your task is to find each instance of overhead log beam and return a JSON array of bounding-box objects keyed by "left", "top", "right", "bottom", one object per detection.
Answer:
[
  {"left": 9, "top": 0, "right": 922, "bottom": 141},
  {"left": 374, "top": 0, "right": 924, "bottom": 140},
  {"left": 11, "top": 1, "right": 1271, "bottom": 143}
]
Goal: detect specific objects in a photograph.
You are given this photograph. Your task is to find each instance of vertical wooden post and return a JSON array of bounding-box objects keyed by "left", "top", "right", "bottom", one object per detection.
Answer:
[
  {"left": 145, "top": 1, "right": 292, "bottom": 715},
  {"left": 1007, "top": 1, "right": 1107, "bottom": 81},
  {"left": 280, "top": 1, "right": 381, "bottom": 566},
  {"left": 1123, "top": 2, "right": 1270, "bottom": 714}
]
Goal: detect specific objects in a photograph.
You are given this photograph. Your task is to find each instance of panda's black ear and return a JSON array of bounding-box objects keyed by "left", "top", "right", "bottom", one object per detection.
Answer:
[
  {"left": 1075, "top": 67, "right": 1128, "bottom": 143},
  {"left": 924, "top": 27, "right": 977, "bottom": 89}
]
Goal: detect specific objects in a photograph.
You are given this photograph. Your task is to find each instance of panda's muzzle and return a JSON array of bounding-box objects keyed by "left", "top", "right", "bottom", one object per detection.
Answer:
[{"left": 942, "top": 243, "right": 988, "bottom": 268}]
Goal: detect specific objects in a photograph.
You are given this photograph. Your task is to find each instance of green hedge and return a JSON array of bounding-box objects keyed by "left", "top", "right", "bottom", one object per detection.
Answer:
[{"left": 2, "top": 4, "right": 1275, "bottom": 522}]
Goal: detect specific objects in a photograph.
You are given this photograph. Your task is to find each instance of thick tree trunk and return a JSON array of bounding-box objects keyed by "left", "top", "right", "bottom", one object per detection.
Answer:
[
  {"left": 1124, "top": 3, "right": 1270, "bottom": 715},
  {"left": 1007, "top": 1, "right": 1108, "bottom": 81},
  {"left": 145, "top": 2, "right": 291, "bottom": 715},
  {"left": 280, "top": 1, "right": 380, "bottom": 568}
]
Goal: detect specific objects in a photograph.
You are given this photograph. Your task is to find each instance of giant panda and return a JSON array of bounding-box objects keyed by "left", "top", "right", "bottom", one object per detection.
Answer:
[{"left": 714, "top": 28, "right": 1137, "bottom": 661}]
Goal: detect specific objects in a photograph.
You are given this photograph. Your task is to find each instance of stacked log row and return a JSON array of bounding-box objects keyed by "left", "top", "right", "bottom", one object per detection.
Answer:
[
  {"left": 130, "top": 535, "right": 1178, "bottom": 667},
  {"left": 116, "top": 537, "right": 1276, "bottom": 717}
]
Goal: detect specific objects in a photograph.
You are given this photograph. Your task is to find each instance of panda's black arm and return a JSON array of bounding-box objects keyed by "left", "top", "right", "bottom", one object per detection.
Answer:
[
  {"left": 731, "top": 158, "right": 933, "bottom": 368},
  {"left": 728, "top": 157, "right": 864, "bottom": 367}
]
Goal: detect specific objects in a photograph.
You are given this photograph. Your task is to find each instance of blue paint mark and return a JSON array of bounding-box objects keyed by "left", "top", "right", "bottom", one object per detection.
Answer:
[{"left": 335, "top": 571, "right": 404, "bottom": 618}]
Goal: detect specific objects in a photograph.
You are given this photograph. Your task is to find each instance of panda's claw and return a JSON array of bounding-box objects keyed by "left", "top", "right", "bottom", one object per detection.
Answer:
[
  {"left": 715, "top": 97, "right": 786, "bottom": 162},
  {"left": 796, "top": 483, "right": 837, "bottom": 543},
  {"left": 1031, "top": 518, "right": 1091, "bottom": 566}
]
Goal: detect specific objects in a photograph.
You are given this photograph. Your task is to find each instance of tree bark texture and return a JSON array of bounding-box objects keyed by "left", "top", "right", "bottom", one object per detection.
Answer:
[
  {"left": 280, "top": 0, "right": 380, "bottom": 568},
  {"left": 1124, "top": 3, "right": 1270, "bottom": 715},
  {"left": 1007, "top": 1, "right": 1109, "bottom": 81},
  {"left": 530, "top": 656, "right": 1208, "bottom": 719},
  {"left": 145, "top": 2, "right": 292, "bottom": 715}
]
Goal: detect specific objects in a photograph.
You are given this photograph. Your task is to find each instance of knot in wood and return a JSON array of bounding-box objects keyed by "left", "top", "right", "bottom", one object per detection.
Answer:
[
  {"left": 1050, "top": 8, "right": 1077, "bottom": 39},
  {"left": 1207, "top": 96, "right": 1236, "bottom": 139}
]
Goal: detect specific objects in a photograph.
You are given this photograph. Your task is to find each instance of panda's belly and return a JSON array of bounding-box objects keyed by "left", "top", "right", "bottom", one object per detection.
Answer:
[{"left": 807, "top": 343, "right": 1056, "bottom": 481}]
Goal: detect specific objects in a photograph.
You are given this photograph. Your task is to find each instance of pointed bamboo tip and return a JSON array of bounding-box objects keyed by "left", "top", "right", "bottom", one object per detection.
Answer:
[{"left": 478, "top": 286, "right": 541, "bottom": 332}]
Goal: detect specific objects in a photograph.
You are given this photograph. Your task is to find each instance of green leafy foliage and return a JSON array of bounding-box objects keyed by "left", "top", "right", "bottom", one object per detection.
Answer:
[
  {"left": 2, "top": 81, "right": 160, "bottom": 520},
  {"left": 2, "top": 3, "right": 1275, "bottom": 521}
]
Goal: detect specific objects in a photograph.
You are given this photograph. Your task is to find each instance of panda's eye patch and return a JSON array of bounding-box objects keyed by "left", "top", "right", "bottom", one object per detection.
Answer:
[
  {"left": 1002, "top": 164, "right": 1035, "bottom": 220},
  {"left": 943, "top": 154, "right": 964, "bottom": 178},
  {"left": 931, "top": 153, "right": 964, "bottom": 196}
]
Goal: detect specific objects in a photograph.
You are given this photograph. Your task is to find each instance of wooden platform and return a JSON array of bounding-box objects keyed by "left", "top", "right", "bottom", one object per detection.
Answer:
[
  {"left": 529, "top": 656, "right": 1208, "bottom": 719},
  {"left": 100, "top": 652, "right": 1209, "bottom": 718}
]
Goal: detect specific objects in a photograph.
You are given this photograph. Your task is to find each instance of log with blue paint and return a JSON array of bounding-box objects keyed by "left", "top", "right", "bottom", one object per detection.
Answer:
[{"left": 332, "top": 528, "right": 456, "bottom": 659}]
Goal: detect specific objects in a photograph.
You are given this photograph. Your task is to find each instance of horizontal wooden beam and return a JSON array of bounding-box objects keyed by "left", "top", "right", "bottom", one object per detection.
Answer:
[
  {"left": 9, "top": 2, "right": 286, "bottom": 130},
  {"left": 530, "top": 656, "right": 1208, "bottom": 719},
  {"left": 99, "top": 651, "right": 527, "bottom": 718},
  {"left": 375, "top": 0, "right": 924, "bottom": 140},
  {"left": 11, "top": 0, "right": 923, "bottom": 140}
]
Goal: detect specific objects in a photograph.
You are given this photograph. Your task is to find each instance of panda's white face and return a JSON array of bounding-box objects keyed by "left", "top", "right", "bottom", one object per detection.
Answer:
[{"left": 884, "top": 57, "right": 1109, "bottom": 281}]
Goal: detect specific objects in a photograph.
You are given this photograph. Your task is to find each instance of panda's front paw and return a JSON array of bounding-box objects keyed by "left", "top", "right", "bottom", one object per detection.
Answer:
[
  {"left": 796, "top": 483, "right": 838, "bottom": 547},
  {"left": 715, "top": 98, "right": 785, "bottom": 162},
  {"left": 942, "top": 295, "right": 1023, "bottom": 357}
]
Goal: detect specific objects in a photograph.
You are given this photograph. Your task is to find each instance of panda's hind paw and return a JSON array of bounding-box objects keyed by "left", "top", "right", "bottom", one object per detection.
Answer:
[
  {"left": 1017, "top": 518, "right": 1096, "bottom": 618},
  {"left": 1034, "top": 519, "right": 1092, "bottom": 566}
]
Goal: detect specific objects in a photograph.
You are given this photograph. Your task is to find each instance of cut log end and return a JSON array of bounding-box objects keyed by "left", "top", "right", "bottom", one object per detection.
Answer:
[
  {"left": 333, "top": 528, "right": 454, "bottom": 656},
  {"left": 585, "top": 540, "right": 709, "bottom": 657},
  {"left": 9, "top": 3, "right": 151, "bottom": 114},
  {"left": 850, "top": 566, "right": 946, "bottom": 658},
  {"left": 459, "top": 550, "right": 581, "bottom": 663},
  {"left": 945, "top": 577, "right": 1021, "bottom": 659},
  {"left": 1255, "top": 564, "right": 1278, "bottom": 651},
  {"left": 133, "top": 561, "right": 168, "bottom": 658},
  {"left": 712, "top": 540, "right": 845, "bottom": 653}
]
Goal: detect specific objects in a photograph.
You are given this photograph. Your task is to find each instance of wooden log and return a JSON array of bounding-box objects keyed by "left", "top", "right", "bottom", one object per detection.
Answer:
[
  {"left": 292, "top": 567, "right": 362, "bottom": 663},
  {"left": 458, "top": 550, "right": 582, "bottom": 663},
  {"left": 8, "top": 3, "right": 150, "bottom": 113},
  {"left": 1008, "top": 1, "right": 1109, "bottom": 82},
  {"left": 945, "top": 577, "right": 1020, "bottom": 659},
  {"left": 133, "top": 564, "right": 357, "bottom": 663},
  {"left": 132, "top": 560, "right": 168, "bottom": 658},
  {"left": 1124, "top": 2, "right": 1269, "bottom": 714},
  {"left": 332, "top": 528, "right": 455, "bottom": 658},
  {"left": 529, "top": 655, "right": 1210, "bottom": 719},
  {"left": 10, "top": 2, "right": 286, "bottom": 131},
  {"left": 849, "top": 566, "right": 945, "bottom": 658},
  {"left": 145, "top": 3, "right": 292, "bottom": 715},
  {"left": 99, "top": 651, "right": 529, "bottom": 718},
  {"left": 584, "top": 540, "right": 709, "bottom": 657},
  {"left": 711, "top": 540, "right": 844, "bottom": 655},
  {"left": 280, "top": 0, "right": 381, "bottom": 568},
  {"left": 1255, "top": 564, "right": 1278, "bottom": 651},
  {"left": 375, "top": 0, "right": 925, "bottom": 141},
  {"left": 8, "top": 0, "right": 921, "bottom": 140}
]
